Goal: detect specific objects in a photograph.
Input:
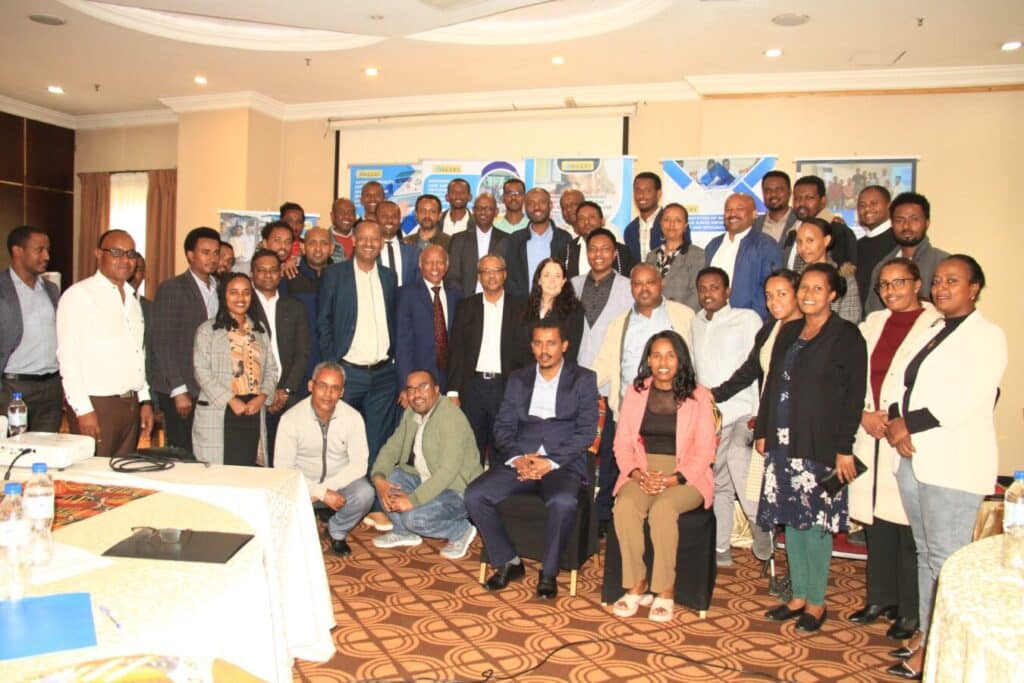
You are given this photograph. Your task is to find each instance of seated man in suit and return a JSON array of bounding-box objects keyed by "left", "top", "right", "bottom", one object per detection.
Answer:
[
  {"left": 395, "top": 245, "right": 463, "bottom": 400},
  {"left": 371, "top": 369, "right": 483, "bottom": 559},
  {"left": 464, "top": 320, "right": 599, "bottom": 600}
]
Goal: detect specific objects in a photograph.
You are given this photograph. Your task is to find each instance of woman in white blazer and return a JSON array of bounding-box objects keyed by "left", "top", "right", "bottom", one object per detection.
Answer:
[
  {"left": 848, "top": 258, "right": 942, "bottom": 648},
  {"left": 882, "top": 255, "right": 1007, "bottom": 679},
  {"left": 192, "top": 272, "right": 278, "bottom": 466}
]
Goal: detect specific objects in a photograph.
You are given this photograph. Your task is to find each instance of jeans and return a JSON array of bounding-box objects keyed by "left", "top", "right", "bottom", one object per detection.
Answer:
[
  {"left": 384, "top": 469, "right": 471, "bottom": 542},
  {"left": 326, "top": 477, "right": 376, "bottom": 541},
  {"left": 895, "top": 457, "right": 982, "bottom": 642}
]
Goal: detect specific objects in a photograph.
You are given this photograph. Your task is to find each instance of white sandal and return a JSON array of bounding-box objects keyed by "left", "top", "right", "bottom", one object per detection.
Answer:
[
  {"left": 612, "top": 592, "right": 653, "bottom": 617},
  {"left": 649, "top": 597, "right": 674, "bottom": 623}
]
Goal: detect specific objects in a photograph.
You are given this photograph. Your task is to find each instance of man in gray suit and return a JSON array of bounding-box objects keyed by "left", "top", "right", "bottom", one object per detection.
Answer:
[
  {"left": 0, "top": 225, "right": 62, "bottom": 431},
  {"left": 151, "top": 226, "right": 221, "bottom": 453},
  {"left": 447, "top": 193, "right": 506, "bottom": 294}
]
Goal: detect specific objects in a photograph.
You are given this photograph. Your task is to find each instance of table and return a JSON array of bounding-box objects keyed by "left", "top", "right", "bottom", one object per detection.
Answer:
[
  {"left": 1, "top": 493, "right": 283, "bottom": 681},
  {"left": 924, "top": 535, "right": 1024, "bottom": 682},
  {"left": 52, "top": 460, "right": 336, "bottom": 669}
]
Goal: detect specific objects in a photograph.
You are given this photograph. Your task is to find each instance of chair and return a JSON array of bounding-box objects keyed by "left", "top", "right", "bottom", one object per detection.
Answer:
[
  {"left": 478, "top": 452, "right": 599, "bottom": 597},
  {"left": 601, "top": 504, "right": 717, "bottom": 618}
]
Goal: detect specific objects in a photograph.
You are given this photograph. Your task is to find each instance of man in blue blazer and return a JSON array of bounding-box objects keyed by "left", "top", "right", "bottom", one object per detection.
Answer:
[
  {"left": 377, "top": 200, "right": 420, "bottom": 287},
  {"left": 395, "top": 245, "right": 463, "bottom": 396},
  {"left": 503, "top": 188, "right": 572, "bottom": 298},
  {"left": 622, "top": 171, "right": 665, "bottom": 263},
  {"left": 464, "top": 319, "right": 599, "bottom": 599}
]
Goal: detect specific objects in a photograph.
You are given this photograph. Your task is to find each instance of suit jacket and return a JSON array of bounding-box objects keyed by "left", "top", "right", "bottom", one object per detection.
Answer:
[
  {"left": 403, "top": 230, "right": 452, "bottom": 252},
  {"left": 378, "top": 239, "right": 420, "bottom": 287},
  {"left": 504, "top": 223, "right": 573, "bottom": 298},
  {"left": 317, "top": 260, "right": 398, "bottom": 362},
  {"left": 0, "top": 269, "right": 60, "bottom": 373},
  {"left": 864, "top": 237, "right": 949, "bottom": 315},
  {"left": 251, "top": 293, "right": 310, "bottom": 394},
  {"left": 645, "top": 244, "right": 705, "bottom": 311},
  {"left": 138, "top": 296, "right": 157, "bottom": 389},
  {"left": 447, "top": 228, "right": 507, "bottom": 294},
  {"left": 440, "top": 209, "right": 476, "bottom": 235},
  {"left": 395, "top": 280, "right": 463, "bottom": 391},
  {"left": 278, "top": 259, "right": 322, "bottom": 382},
  {"left": 447, "top": 292, "right": 527, "bottom": 396},
  {"left": 493, "top": 361, "right": 600, "bottom": 481},
  {"left": 753, "top": 211, "right": 800, "bottom": 246},
  {"left": 623, "top": 208, "right": 665, "bottom": 264},
  {"left": 557, "top": 237, "right": 633, "bottom": 279},
  {"left": 152, "top": 270, "right": 215, "bottom": 396},
  {"left": 705, "top": 230, "right": 783, "bottom": 319}
]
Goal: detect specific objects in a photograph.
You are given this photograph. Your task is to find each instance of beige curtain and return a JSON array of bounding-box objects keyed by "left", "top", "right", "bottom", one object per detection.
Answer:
[
  {"left": 146, "top": 169, "right": 177, "bottom": 293},
  {"left": 77, "top": 172, "right": 110, "bottom": 282}
]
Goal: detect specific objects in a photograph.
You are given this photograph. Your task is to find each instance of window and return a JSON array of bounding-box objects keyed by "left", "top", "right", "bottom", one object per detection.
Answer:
[{"left": 109, "top": 171, "right": 149, "bottom": 293}]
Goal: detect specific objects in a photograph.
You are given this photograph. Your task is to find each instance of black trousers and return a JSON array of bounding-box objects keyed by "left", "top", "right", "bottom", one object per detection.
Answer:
[
  {"left": 156, "top": 391, "right": 195, "bottom": 454},
  {"left": 865, "top": 517, "right": 919, "bottom": 620},
  {"left": 0, "top": 375, "right": 64, "bottom": 433},
  {"left": 460, "top": 374, "right": 506, "bottom": 467},
  {"left": 223, "top": 394, "right": 260, "bottom": 467},
  {"left": 594, "top": 409, "right": 618, "bottom": 523}
]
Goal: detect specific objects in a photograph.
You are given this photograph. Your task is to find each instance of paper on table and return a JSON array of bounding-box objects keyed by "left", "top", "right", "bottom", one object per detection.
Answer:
[
  {"left": 29, "top": 543, "right": 114, "bottom": 585},
  {"left": 0, "top": 592, "right": 97, "bottom": 660}
]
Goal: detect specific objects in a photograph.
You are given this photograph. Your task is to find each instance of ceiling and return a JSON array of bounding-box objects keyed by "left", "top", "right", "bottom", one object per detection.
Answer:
[{"left": 0, "top": 0, "right": 1021, "bottom": 122}]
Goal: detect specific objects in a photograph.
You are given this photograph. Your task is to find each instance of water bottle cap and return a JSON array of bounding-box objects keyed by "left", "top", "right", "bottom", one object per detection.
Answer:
[
  {"left": 3, "top": 482, "right": 21, "bottom": 495},
  {"left": 11, "top": 392, "right": 22, "bottom": 400},
  {"left": 32, "top": 463, "right": 48, "bottom": 473},
  {"left": 1015, "top": 470, "right": 1024, "bottom": 480}
]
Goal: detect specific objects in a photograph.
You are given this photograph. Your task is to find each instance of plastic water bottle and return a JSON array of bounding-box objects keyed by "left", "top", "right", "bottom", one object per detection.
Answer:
[
  {"left": 7, "top": 392, "right": 27, "bottom": 436},
  {"left": 23, "top": 463, "right": 55, "bottom": 566},
  {"left": 0, "top": 482, "right": 29, "bottom": 601},
  {"left": 1003, "top": 470, "right": 1024, "bottom": 571}
]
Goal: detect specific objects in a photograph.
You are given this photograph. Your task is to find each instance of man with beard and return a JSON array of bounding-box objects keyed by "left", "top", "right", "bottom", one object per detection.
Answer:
[
  {"left": 504, "top": 188, "right": 572, "bottom": 298},
  {"left": 854, "top": 185, "right": 896, "bottom": 307},
  {"left": 623, "top": 172, "right": 664, "bottom": 263},
  {"left": 558, "top": 188, "right": 585, "bottom": 234},
  {"left": 863, "top": 192, "right": 948, "bottom": 315},
  {"left": 360, "top": 181, "right": 385, "bottom": 222},
  {"left": 753, "top": 171, "right": 798, "bottom": 246},
  {"left": 788, "top": 176, "right": 858, "bottom": 273},
  {"left": 447, "top": 193, "right": 507, "bottom": 294},
  {"left": 557, "top": 200, "right": 632, "bottom": 278},
  {"left": 441, "top": 178, "right": 475, "bottom": 235},
  {"left": 705, "top": 194, "right": 782, "bottom": 319},
  {"left": 217, "top": 241, "right": 235, "bottom": 275},
  {"left": 280, "top": 227, "right": 332, "bottom": 390},
  {"left": 495, "top": 178, "right": 528, "bottom": 234},
  {"left": 329, "top": 197, "right": 357, "bottom": 263},
  {"left": 377, "top": 200, "right": 420, "bottom": 286},
  {"left": 404, "top": 194, "right": 451, "bottom": 251}
]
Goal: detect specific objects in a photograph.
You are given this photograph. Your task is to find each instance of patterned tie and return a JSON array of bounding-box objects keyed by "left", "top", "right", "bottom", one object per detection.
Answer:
[{"left": 432, "top": 286, "right": 449, "bottom": 371}]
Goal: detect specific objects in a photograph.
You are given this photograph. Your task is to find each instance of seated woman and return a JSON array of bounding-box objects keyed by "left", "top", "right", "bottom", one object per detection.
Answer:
[
  {"left": 192, "top": 272, "right": 279, "bottom": 466},
  {"left": 519, "top": 258, "right": 584, "bottom": 363},
  {"left": 611, "top": 330, "right": 717, "bottom": 622},
  {"left": 793, "top": 218, "right": 862, "bottom": 323}
]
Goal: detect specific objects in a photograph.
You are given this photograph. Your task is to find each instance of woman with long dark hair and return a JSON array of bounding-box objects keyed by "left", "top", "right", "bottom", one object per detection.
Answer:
[
  {"left": 520, "top": 258, "right": 584, "bottom": 363},
  {"left": 192, "top": 272, "right": 278, "bottom": 465},
  {"left": 610, "top": 330, "right": 718, "bottom": 622}
]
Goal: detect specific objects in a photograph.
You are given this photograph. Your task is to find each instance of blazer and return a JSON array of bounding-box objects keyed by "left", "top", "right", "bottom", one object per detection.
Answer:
[
  {"left": 440, "top": 209, "right": 476, "bottom": 235},
  {"left": 151, "top": 270, "right": 215, "bottom": 396},
  {"left": 570, "top": 272, "right": 633, "bottom": 371},
  {"left": 447, "top": 293, "right": 527, "bottom": 396},
  {"left": 645, "top": 244, "right": 705, "bottom": 311},
  {"left": 403, "top": 230, "right": 452, "bottom": 252},
  {"left": 518, "top": 304, "right": 585, "bottom": 365},
  {"left": 557, "top": 237, "right": 632, "bottom": 279},
  {"left": 754, "top": 315, "right": 867, "bottom": 467},
  {"left": 623, "top": 208, "right": 665, "bottom": 264},
  {"left": 753, "top": 211, "right": 799, "bottom": 246},
  {"left": 317, "top": 260, "right": 398, "bottom": 362},
  {"left": 504, "top": 223, "right": 573, "bottom": 298},
  {"left": 895, "top": 310, "right": 1006, "bottom": 495},
  {"left": 864, "top": 237, "right": 950, "bottom": 315},
  {"left": 493, "top": 361, "right": 600, "bottom": 481},
  {"left": 613, "top": 380, "right": 718, "bottom": 508},
  {"left": 251, "top": 293, "right": 310, "bottom": 395},
  {"left": 371, "top": 396, "right": 483, "bottom": 506},
  {"left": 0, "top": 269, "right": 60, "bottom": 374},
  {"left": 277, "top": 258, "right": 322, "bottom": 382},
  {"left": 191, "top": 319, "right": 279, "bottom": 465},
  {"left": 704, "top": 230, "right": 783, "bottom": 319},
  {"left": 394, "top": 280, "right": 464, "bottom": 391},
  {"left": 378, "top": 239, "right": 421, "bottom": 287},
  {"left": 849, "top": 304, "right": 942, "bottom": 525},
  {"left": 446, "top": 228, "right": 507, "bottom": 294}
]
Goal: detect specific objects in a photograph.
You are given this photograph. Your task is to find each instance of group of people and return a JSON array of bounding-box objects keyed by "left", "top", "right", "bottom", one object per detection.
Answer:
[{"left": 0, "top": 168, "right": 1006, "bottom": 679}]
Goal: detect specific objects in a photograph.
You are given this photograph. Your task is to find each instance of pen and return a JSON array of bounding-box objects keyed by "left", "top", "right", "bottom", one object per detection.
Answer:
[{"left": 98, "top": 604, "right": 122, "bottom": 630}]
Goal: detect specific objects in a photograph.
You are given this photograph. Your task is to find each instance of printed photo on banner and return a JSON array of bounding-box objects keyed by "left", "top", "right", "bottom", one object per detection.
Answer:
[
  {"left": 421, "top": 159, "right": 526, "bottom": 231},
  {"left": 349, "top": 164, "right": 423, "bottom": 233},
  {"left": 218, "top": 209, "right": 320, "bottom": 268},
  {"left": 525, "top": 157, "right": 634, "bottom": 237},
  {"left": 796, "top": 158, "right": 918, "bottom": 234},
  {"left": 660, "top": 156, "right": 777, "bottom": 247}
]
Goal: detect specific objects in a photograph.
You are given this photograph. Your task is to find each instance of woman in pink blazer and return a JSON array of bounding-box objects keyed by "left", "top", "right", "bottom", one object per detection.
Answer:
[{"left": 610, "top": 330, "right": 718, "bottom": 622}]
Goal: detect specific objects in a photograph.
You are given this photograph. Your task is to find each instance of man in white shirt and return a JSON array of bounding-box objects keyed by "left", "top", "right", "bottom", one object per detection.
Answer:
[
  {"left": 274, "top": 361, "right": 374, "bottom": 557},
  {"left": 691, "top": 267, "right": 768, "bottom": 566},
  {"left": 360, "top": 181, "right": 385, "bottom": 222},
  {"left": 441, "top": 178, "right": 474, "bottom": 235},
  {"left": 57, "top": 230, "right": 153, "bottom": 457}
]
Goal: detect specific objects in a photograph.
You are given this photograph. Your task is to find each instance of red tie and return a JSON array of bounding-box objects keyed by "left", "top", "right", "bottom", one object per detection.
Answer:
[{"left": 432, "top": 286, "right": 449, "bottom": 372}]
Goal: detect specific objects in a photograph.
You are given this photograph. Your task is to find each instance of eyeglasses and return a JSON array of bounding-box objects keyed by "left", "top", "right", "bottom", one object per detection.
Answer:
[
  {"left": 131, "top": 526, "right": 186, "bottom": 544},
  {"left": 405, "top": 382, "right": 434, "bottom": 395},
  {"left": 479, "top": 268, "right": 506, "bottom": 275},
  {"left": 503, "top": 190, "right": 524, "bottom": 197},
  {"left": 101, "top": 247, "right": 142, "bottom": 260},
  {"left": 253, "top": 267, "right": 281, "bottom": 275},
  {"left": 874, "top": 278, "right": 913, "bottom": 294}
]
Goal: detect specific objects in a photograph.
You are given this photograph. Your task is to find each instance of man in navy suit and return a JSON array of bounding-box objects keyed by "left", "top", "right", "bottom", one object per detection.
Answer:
[
  {"left": 504, "top": 188, "right": 572, "bottom": 298},
  {"left": 377, "top": 200, "right": 420, "bottom": 287},
  {"left": 464, "top": 319, "right": 599, "bottom": 600},
  {"left": 623, "top": 171, "right": 665, "bottom": 263},
  {"left": 318, "top": 218, "right": 400, "bottom": 530},
  {"left": 395, "top": 245, "right": 463, "bottom": 399}
]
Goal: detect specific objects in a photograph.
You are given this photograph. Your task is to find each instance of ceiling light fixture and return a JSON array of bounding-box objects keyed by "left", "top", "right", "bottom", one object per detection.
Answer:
[
  {"left": 771, "top": 13, "right": 810, "bottom": 27},
  {"left": 764, "top": 48, "right": 783, "bottom": 58},
  {"left": 552, "top": 56, "right": 565, "bottom": 65},
  {"left": 369, "top": 15, "right": 384, "bottom": 21},
  {"left": 29, "top": 14, "right": 66, "bottom": 26},
  {"left": 194, "top": 75, "right": 208, "bottom": 85},
  {"left": 364, "top": 67, "right": 379, "bottom": 77},
  {"left": 47, "top": 85, "right": 64, "bottom": 94},
  {"left": 1002, "top": 40, "right": 1022, "bottom": 51}
]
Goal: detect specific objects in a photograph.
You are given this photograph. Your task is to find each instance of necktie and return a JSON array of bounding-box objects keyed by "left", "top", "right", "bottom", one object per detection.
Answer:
[
  {"left": 432, "top": 285, "right": 449, "bottom": 372},
  {"left": 386, "top": 240, "right": 397, "bottom": 271}
]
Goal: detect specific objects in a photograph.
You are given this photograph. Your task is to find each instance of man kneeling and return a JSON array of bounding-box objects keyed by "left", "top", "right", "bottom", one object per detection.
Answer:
[{"left": 371, "top": 369, "right": 483, "bottom": 559}]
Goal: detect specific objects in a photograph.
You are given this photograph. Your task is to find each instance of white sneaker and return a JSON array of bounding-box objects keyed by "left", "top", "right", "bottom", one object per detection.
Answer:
[
  {"left": 440, "top": 525, "right": 477, "bottom": 560},
  {"left": 362, "top": 512, "right": 394, "bottom": 531},
  {"left": 372, "top": 532, "right": 422, "bottom": 548}
]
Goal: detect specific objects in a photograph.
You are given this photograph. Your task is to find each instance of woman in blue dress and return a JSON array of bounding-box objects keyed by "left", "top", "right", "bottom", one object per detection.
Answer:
[{"left": 754, "top": 263, "right": 868, "bottom": 632}]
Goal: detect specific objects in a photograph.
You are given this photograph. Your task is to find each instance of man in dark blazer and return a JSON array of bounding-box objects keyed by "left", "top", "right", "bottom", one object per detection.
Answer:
[
  {"left": 446, "top": 253, "right": 527, "bottom": 464},
  {"left": 152, "top": 226, "right": 222, "bottom": 453},
  {"left": 395, "top": 245, "right": 463, "bottom": 396},
  {"left": 504, "top": 188, "right": 572, "bottom": 298},
  {"left": 447, "top": 193, "right": 506, "bottom": 294},
  {"left": 622, "top": 172, "right": 665, "bottom": 263},
  {"left": 0, "top": 225, "right": 63, "bottom": 432},
  {"left": 377, "top": 201, "right": 420, "bottom": 287},
  {"left": 464, "top": 319, "right": 599, "bottom": 599},
  {"left": 557, "top": 201, "right": 632, "bottom": 278},
  {"left": 250, "top": 249, "right": 310, "bottom": 466}
]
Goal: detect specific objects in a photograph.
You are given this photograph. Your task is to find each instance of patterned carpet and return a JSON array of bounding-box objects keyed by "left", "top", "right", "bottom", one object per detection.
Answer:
[{"left": 293, "top": 521, "right": 901, "bottom": 683}]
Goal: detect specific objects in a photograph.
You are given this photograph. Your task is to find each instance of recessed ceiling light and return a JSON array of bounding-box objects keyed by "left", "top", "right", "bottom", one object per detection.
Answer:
[
  {"left": 552, "top": 56, "right": 566, "bottom": 65},
  {"left": 764, "top": 48, "right": 783, "bottom": 58},
  {"left": 364, "top": 67, "right": 379, "bottom": 77},
  {"left": 772, "top": 13, "right": 810, "bottom": 27},
  {"left": 1002, "top": 40, "right": 1022, "bottom": 51},
  {"left": 194, "top": 75, "right": 208, "bottom": 85},
  {"left": 369, "top": 14, "right": 384, "bottom": 21},
  {"left": 47, "top": 85, "right": 64, "bottom": 95},
  {"left": 29, "top": 14, "right": 66, "bottom": 26}
]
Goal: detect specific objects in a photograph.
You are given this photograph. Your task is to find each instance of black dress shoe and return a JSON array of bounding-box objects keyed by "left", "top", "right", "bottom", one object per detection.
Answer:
[
  {"left": 330, "top": 538, "right": 352, "bottom": 556},
  {"left": 887, "top": 617, "right": 919, "bottom": 641},
  {"left": 889, "top": 646, "right": 915, "bottom": 660},
  {"left": 849, "top": 604, "right": 898, "bottom": 624},
  {"left": 765, "top": 604, "right": 805, "bottom": 621},
  {"left": 536, "top": 572, "right": 558, "bottom": 600},
  {"left": 795, "top": 608, "right": 828, "bottom": 632},
  {"left": 885, "top": 661, "right": 922, "bottom": 680},
  {"left": 484, "top": 561, "right": 525, "bottom": 591}
]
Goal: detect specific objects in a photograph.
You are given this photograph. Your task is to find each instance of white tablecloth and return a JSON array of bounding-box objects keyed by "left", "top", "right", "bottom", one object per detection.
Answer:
[
  {"left": 52, "top": 460, "right": 336, "bottom": 671},
  {"left": 1, "top": 493, "right": 283, "bottom": 681}
]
